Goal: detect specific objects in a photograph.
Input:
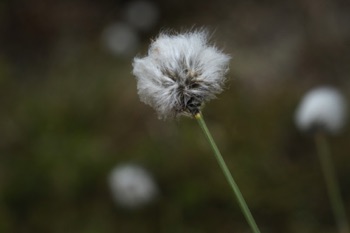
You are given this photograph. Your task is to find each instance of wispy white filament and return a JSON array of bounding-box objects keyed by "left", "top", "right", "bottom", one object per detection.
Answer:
[
  {"left": 132, "top": 30, "right": 231, "bottom": 119},
  {"left": 108, "top": 164, "right": 158, "bottom": 208},
  {"left": 295, "top": 86, "right": 347, "bottom": 134}
]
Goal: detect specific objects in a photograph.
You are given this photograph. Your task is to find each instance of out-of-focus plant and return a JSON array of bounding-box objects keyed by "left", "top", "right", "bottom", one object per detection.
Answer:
[{"left": 295, "top": 86, "right": 349, "bottom": 233}]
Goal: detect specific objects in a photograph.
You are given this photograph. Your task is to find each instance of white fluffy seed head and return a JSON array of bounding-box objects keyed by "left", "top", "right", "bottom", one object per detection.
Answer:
[
  {"left": 108, "top": 164, "right": 158, "bottom": 209},
  {"left": 132, "top": 30, "right": 231, "bottom": 119},
  {"left": 295, "top": 86, "right": 347, "bottom": 134}
]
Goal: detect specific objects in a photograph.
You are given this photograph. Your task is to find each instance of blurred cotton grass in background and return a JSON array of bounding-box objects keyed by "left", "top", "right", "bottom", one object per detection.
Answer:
[
  {"left": 295, "top": 86, "right": 349, "bottom": 233},
  {"left": 109, "top": 163, "right": 159, "bottom": 209},
  {"left": 101, "top": 22, "right": 140, "bottom": 57},
  {"left": 132, "top": 29, "right": 261, "bottom": 233},
  {"left": 123, "top": 0, "right": 159, "bottom": 32},
  {"left": 101, "top": 1, "right": 159, "bottom": 58}
]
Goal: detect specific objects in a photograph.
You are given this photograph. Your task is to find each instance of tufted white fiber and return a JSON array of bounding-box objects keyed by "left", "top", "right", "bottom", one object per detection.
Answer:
[
  {"left": 109, "top": 164, "right": 158, "bottom": 208},
  {"left": 132, "top": 30, "right": 231, "bottom": 119},
  {"left": 295, "top": 86, "right": 347, "bottom": 134}
]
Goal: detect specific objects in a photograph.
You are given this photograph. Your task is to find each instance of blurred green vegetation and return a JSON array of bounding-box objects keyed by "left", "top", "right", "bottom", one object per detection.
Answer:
[{"left": 1, "top": 0, "right": 350, "bottom": 232}]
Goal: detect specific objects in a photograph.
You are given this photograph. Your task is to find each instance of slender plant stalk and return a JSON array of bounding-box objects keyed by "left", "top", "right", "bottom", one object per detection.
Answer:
[
  {"left": 194, "top": 112, "right": 261, "bottom": 233},
  {"left": 315, "top": 132, "right": 349, "bottom": 233}
]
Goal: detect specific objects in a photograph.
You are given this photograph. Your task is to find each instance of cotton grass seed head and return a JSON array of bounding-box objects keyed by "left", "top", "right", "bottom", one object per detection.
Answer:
[
  {"left": 132, "top": 30, "right": 231, "bottom": 119},
  {"left": 295, "top": 86, "right": 347, "bottom": 135},
  {"left": 108, "top": 164, "right": 158, "bottom": 209}
]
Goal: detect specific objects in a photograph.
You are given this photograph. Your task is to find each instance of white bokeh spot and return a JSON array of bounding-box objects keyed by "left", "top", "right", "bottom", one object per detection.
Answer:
[{"left": 295, "top": 86, "right": 347, "bottom": 134}]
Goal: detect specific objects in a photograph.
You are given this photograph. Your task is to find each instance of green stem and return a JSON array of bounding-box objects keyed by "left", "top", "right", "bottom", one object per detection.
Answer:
[
  {"left": 315, "top": 132, "right": 349, "bottom": 233},
  {"left": 194, "top": 112, "right": 261, "bottom": 233}
]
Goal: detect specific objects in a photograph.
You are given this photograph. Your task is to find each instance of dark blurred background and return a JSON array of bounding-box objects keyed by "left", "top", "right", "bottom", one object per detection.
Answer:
[{"left": 1, "top": 0, "right": 350, "bottom": 232}]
